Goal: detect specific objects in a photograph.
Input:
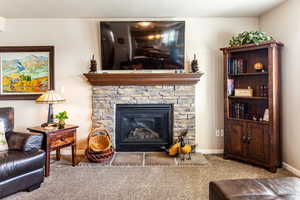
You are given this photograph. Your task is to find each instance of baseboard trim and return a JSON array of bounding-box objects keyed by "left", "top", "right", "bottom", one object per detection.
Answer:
[
  {"left": 282, "top": 162, "right": 300, "bottom": 177},
  {"left": 196, "top": 149, "right": 224, "bottom": 154}
]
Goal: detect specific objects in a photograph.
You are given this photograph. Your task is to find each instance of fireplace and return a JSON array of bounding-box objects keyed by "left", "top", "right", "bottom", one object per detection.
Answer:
[
  {"left": 91, "top": 85, "right": 198, "bottom": 151},
  {"left": 116, "top": 104, "right": 173, "bottom": 152}
]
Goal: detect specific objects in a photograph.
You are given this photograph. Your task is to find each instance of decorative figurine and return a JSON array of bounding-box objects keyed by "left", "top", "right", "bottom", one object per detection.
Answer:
[
  {"left": 191, "top": 54, "right": 199, "bottom": 73},
  {"left": 178, "top": 135, "right": 192, "bottom": 161},
  {"left": 90, "top": 54, "right": 97, "bottom": 73},
  {"left": 161, "top": 129, "right": 194, "bottom": 161}
]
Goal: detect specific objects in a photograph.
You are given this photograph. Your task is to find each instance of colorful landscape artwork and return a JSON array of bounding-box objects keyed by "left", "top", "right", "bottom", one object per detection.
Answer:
[{"left": 0, "top": 52, "right": 50, "bottom": 94}]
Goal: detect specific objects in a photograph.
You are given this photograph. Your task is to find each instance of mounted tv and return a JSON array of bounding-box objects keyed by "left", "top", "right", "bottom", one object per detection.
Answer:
[{"left": 100, "top": 21, "right": 185, "bottom": 70}]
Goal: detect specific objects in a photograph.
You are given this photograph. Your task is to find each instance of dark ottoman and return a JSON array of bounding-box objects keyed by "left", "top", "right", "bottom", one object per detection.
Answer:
[{"left": 209, "top": 177, "right": 300, "bottom": 200}]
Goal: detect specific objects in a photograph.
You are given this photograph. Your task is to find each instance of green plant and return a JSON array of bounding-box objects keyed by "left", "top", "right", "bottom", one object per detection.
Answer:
[
  {"left": 229, "top": 31, "right": 273, "bottom": 47},
  {"left": 55, "top": 111, "right": 68, "bottom": 121}
]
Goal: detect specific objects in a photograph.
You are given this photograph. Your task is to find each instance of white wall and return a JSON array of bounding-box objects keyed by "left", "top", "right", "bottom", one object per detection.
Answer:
[
  {"left": 0, "top": 18, "right": 259, "bottom": 152},
  {"left": 186, "top": 18, "right": 259, "bottom": 152},
  {"left": 260, "top": 0, "right": 300, "bottom": 172}
]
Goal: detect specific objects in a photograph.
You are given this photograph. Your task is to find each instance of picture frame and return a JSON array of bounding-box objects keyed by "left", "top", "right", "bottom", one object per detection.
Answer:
[
  {"left": 0, "top": 46, "right": 54, "bottom": 100},
  {"left": 263, "top": 108, "right": 269, "bottom": 121}
]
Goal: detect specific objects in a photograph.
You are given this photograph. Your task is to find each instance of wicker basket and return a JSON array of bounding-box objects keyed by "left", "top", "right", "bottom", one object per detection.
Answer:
[
  {"left": 86, "top": 147, "right": 114, "bottom": 163},
  {"left": 86, "top": 128, "right": 114, "bottom": 163},
  {"left": 88, "top": 128, "right": 112, "bottom": 153}
]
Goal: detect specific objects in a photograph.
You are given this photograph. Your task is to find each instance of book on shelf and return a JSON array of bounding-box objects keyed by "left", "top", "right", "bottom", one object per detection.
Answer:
[
  {"left": 231, "top": 103, "right": 247, "bottom": 119},
  {"left": 227, "top": 79, "right": 234, "bottom": 96},
  {"left": 240, "top": 104, "right": 246, "bottom": 119},
  {"left": 227, "top": 57, "right": 247, "bottom": 75}
]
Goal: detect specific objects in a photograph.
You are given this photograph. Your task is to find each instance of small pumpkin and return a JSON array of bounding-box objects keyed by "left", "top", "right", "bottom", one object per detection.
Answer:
[{"left": 254, "top": 62, "right": 264, "bottom": 71}]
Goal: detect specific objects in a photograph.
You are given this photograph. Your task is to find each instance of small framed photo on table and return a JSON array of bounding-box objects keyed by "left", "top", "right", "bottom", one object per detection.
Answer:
[{"left": 0, "top": 46, "right": 54, "bottom": 100}]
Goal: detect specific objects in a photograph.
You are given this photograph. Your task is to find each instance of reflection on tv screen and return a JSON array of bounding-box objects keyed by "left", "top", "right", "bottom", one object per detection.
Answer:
[{"left": 100, "top": 21, "right": 185, "bottom": 70}]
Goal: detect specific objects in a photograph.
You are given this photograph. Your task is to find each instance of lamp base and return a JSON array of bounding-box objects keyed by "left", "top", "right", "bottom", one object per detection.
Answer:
[
  {"left": 41, "top": 103, "right": 56, "bottom": 127},
  {"left": 41, "top": 122, "right": 58, "bottom": 128},
  {"left": 47, "top": 103, "right": 54, "bottom": 123}
]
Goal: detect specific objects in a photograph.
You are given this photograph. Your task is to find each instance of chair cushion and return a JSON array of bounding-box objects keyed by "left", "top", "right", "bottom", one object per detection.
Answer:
[
  {"left": 210, "top": 177, "right": 300, "bottom": 200},
  {"left": 0, "top": 107, "right": 14, "bottom": 133},
  {"left": 0, "top": 150, "right": 45, "bottom": 181},
  {"left": 6, "top": 131, "right": 43, "bottom": 151}
]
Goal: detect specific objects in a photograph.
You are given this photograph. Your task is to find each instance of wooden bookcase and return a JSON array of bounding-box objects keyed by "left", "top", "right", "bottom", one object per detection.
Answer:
[{"left": 220, "top": 41, "right": 283, "bottom": 172}]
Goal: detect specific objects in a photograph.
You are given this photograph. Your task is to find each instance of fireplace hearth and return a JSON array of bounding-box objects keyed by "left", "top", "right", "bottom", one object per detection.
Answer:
[{"left": 116, "top": 104, "right": 173, "bottom": 152}]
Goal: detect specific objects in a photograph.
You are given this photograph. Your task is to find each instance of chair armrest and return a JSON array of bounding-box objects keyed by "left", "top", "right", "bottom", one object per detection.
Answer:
[{"left": 6, "top": 131, "right": 43, "bottom": 151}]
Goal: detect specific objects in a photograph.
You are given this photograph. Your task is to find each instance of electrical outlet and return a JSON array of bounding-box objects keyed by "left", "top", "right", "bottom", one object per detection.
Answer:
[
  {"left": 216, "top": 129, "right": 220, "bottom": 137},
  {"left": 220, "top": 129, "right": 224, "bottom": 137}
]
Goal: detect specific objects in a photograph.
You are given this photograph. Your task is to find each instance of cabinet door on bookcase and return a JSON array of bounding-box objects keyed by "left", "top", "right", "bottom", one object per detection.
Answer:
[
  {"left": 226, "top": 120, "right": 246, "bottom": 157},
  {"left": 246, "top": 123, "right": 270, "bottom": 163}
]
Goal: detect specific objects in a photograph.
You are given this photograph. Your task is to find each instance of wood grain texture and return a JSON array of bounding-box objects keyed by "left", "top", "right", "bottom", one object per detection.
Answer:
[
  {"left": 83, "top": 73, "right": 203, "bottom": 86},
  {"left": 220, "top": 40, "right": 283, "bottom": 52},
  {"left": 221, "top": 41, "right": 282, "bottom": 173},
  {"left": 28, "top": 125, "right": 79, "bottom": 176}
]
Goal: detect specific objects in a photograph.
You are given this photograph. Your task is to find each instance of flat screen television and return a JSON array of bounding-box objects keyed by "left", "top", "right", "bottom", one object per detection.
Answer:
[{"left": 100, "top": 21, "right": 185, "bottom": 70}]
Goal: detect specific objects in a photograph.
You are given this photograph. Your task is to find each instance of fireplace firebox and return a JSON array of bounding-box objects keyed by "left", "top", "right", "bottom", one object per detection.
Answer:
[{"left": 116, "top": 104, "right": 173, "bottom": 152}]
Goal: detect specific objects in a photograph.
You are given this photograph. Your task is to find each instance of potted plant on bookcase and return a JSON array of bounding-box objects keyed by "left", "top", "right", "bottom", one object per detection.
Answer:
[{"left": 229, "top": 31, "right": 273, "bottom": 46}]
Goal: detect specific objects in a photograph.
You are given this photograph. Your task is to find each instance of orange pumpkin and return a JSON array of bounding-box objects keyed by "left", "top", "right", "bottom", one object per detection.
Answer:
[{"left": 254, "top": 62, "right": 264, "bottom": 71}]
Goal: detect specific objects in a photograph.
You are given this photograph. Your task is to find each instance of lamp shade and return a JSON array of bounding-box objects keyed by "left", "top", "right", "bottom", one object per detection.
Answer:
[
  {"left": 36, "top": 90, "right": 65, "bottom": 104},
  {"left": 0, "top": 17, "right": 6, "bottom": 32}
]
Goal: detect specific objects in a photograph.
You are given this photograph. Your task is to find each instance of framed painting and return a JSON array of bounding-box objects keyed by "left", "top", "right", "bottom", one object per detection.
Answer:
[{"left": 0, "top": 46, "right": 54, "bottom": 100}]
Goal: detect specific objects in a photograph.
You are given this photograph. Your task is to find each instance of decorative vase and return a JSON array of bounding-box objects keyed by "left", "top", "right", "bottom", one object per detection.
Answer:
[{"left": 58, "top": 120, "right": 65, "bottom": 129}]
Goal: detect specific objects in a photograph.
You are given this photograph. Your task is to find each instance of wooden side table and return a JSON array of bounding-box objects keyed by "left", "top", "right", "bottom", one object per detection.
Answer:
[{"left": 27, "top": 125, "right": 79, "bottom": 177}]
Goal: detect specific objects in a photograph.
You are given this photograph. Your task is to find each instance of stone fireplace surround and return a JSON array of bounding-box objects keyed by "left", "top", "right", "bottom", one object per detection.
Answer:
[{"left": 92, "top": 85, "right": 196, "bottom": 148}]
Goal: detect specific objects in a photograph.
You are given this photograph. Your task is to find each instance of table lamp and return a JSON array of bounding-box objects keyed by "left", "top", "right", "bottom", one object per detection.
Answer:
[{"left": 36, "top": 90, "right": 65, "bottom": 127}]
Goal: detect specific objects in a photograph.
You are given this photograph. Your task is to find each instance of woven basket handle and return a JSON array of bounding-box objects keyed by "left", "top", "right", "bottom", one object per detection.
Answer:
[{"left": 87, "top": 128, "right": 111, "bottom": 144}]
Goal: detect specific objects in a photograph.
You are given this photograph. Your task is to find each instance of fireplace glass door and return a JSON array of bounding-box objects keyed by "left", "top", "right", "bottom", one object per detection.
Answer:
[{"left": 116, "top": 104, "right": 173, "bottom": 151}]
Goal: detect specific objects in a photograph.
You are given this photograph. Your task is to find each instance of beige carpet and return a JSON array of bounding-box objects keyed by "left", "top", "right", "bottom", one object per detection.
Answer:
[
  {"left": 176, "top": 153, "right": 209, "bottom": 166},
  {"left": 7, "top": 155, "right": 295, "bottom": 200}
]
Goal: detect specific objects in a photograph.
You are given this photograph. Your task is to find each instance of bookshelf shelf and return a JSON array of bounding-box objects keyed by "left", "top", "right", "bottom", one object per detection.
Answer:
[
  {"left": 228, "top": 72, "right": 268, "bottom": 77},
  {"left": 228, "top": 96, "right": 268, "bottom": 100},
  {"left": 227, "top": 117, "right": 269, "bottom": 125}
]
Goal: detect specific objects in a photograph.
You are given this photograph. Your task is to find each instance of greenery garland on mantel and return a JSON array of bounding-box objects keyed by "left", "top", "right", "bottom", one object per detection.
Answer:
[{"left": 229, "top": 31, "right": 273, "bottom": 47}]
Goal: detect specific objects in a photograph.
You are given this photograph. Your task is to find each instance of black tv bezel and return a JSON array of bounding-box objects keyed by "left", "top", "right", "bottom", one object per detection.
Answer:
[{"left": 100, "top": 20, "right": 186, "bottom": 71}]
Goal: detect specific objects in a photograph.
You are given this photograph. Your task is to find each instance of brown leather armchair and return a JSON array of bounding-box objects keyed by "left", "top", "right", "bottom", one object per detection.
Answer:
[{"left": 0, "top": 107, "right": 45, "bottom": 198}]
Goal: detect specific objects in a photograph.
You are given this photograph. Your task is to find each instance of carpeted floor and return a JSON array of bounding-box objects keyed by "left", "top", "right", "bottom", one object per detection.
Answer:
[{"left": 7, "top": 155, "right": 295, "bottom": 200}]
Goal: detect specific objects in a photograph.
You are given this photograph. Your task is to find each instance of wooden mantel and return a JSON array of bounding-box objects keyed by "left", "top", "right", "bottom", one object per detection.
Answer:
[{"left": 83, "top": 73, "right": 202, "bottom": 86}]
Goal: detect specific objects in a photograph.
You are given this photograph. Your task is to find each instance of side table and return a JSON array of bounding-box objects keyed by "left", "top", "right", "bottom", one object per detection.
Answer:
[{"left": 27, "top": 124, "right": 79, "bottom": 177}]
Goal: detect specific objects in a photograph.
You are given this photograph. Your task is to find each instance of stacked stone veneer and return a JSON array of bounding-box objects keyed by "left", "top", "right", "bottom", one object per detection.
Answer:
[{"left": 92, "top": 85, "right": 196, "bottom": 147}]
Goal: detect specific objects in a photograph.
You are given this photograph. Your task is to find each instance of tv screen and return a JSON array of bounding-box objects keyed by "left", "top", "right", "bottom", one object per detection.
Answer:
[{"left": 100, "top": 21, "right": 185, "bottom": 70}]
